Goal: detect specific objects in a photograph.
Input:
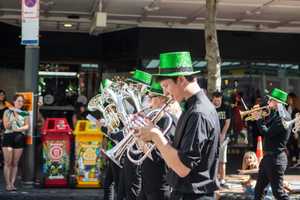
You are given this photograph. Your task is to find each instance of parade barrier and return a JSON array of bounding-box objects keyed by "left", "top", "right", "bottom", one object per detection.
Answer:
[
  {"left": 41, "top": 118, "right": 72, "bottom": 187},
  {"left": 73, "top": 120, "right": 104, "bottom": 188}
]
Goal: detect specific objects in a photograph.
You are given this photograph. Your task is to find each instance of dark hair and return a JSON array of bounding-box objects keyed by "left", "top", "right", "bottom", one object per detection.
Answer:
[
  {"left": 0, "top": 89, "right": 6, "bottom": 102},
  {"left": 74, "top": 102, "right": 86, "bottom": 115},
  {"left": 0, "top": 90, "right": 6, "bottom": 95},
  {"left": 212, "top": 91, "right": 222, "bottom": 98},
  {"left": 288, "top": 92, "right": 297, "bottom": 98},
  {"left": 155, "top": 75, "right": 196, "bottom": 83},
  {"left": 13, "top": 94, "right": 25, "bottom": 102}
]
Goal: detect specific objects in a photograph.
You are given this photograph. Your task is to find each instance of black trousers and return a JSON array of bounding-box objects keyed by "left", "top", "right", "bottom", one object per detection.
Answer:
[
  {"left": 254, "top": 153, "right": 290, "bottom": 200},
  {"left": 103, "top": 160, "right": 120, "bottom": 200},
  {"left": 287, "top": 133, "right": 299, "bottom": 164},
  {"left": 117, "top": 155, "right": 141, "bottom": 200},
  {"left": 138, "top": 187, "right": 170, "bottom": 200},
  {"left": 170, "top": 191, "right": 215, "bottom": 200}
]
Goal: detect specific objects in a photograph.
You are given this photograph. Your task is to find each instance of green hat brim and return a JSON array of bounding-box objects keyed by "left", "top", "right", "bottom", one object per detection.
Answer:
[
  {"left": 126, "top": 77, "right": 151, "bottom": 87},
  {"left": 146, "top": 88, "right": 165, "bottom": 96},
  {"left": 152, "top": 70, "right": 201, "bottom": 77},
  {"left": 267, "top": 95, "right": 287, "bottom": 105}
]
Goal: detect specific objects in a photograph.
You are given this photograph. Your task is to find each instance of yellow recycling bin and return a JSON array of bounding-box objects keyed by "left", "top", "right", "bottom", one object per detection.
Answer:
[{"left": 73, "top": 120, "right": 104, "bottom": 188}]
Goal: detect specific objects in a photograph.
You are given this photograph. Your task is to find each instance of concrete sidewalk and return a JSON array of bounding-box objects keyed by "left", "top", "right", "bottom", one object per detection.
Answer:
[
  {"left": 0, "top": 172, "right": 104, "bottom": 200},
  {"left": 0, "top": 168, "right": 299, "bottom": 200},
  {"left": 0, "top": 186, "right": 104, "bottom": 200}
]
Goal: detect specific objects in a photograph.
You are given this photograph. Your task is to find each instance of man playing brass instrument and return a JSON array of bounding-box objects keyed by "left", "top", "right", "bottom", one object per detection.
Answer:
[
  {"left": 252, "top": 88, "right": 292, "bottom": 200},
  {"left": 135, "top": 52, "right": 220, "bottom": 200},
  {"left": 116, "top": 70, "right": 152, "bottom": 200},
  {"left": 138, "top": 80, "right": 177, "bottom": 200}
]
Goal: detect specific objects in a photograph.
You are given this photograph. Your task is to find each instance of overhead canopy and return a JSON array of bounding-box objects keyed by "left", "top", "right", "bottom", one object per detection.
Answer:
[{"left": 0, "top": 0, "right": 300, "bottom": 34}]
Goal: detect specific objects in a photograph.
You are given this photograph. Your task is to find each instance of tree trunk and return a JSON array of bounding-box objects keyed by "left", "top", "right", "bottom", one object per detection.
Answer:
[{"left": 205, "top": 0, "right": 221, "bottom": 97}]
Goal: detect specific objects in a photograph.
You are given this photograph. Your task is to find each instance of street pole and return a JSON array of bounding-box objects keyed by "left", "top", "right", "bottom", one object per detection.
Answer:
[{"left": 23, "top": 45, "right": 40, "bottom": 185}]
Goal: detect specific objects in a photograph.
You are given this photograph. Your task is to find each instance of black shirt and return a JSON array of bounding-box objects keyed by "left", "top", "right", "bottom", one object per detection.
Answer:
[
  {"left": 141, "top": 114, "right": 177, "bottom": 193},
  {"left": 167, "top": 90, "right": 220, "bottom": 194},
  {"left": 257, "top": 110, "right": 291, "bottom": 156},
  {"left": 216, "top": 104, "right": 231, "bottom": 131}
]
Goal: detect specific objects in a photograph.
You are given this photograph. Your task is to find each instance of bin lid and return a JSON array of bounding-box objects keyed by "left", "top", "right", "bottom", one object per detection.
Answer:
[
  {"left": 74, "top": 120, "right": 102, "bottom": 135},
  {"left": 41, "top": 118, "right": 72, "bottom": 134}
]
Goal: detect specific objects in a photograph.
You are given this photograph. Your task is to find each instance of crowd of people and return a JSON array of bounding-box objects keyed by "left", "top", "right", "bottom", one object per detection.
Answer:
[
  {"left": 91, "top": 51, "right": 297, "bottom": 200},
  {"left": 0, "top": 51, "right": 298, "bottom": 200}
]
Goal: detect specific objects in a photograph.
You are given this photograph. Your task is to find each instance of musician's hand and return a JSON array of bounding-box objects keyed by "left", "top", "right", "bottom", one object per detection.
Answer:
[
  {"left": 237, "top": 169, "right": 245, "bottom": 175},
  {"left": 95, "top": 119, "right": 106, "bottom": 128},
  {"left": 134, "top": 119, "right": 160, "bottom": 143}
]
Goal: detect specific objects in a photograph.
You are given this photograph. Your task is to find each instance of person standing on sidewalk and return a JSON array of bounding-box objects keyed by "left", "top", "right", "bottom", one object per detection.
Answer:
[
  {"left": 0, "top": 90, "right": 12, "bottom": 168},
  {"left": 2, "top": 94, "right": 29, "bottom": 191},
  {"left": 253, "top": 88, "right": 291, "bottom": 200},
  {"left": 212, "top": 91, "right": 231, "bottom": 188}
]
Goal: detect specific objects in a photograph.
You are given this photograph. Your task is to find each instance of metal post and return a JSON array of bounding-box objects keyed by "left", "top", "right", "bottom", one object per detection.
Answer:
[
  {"left": 23, "top": 45, "right": 39, "bottom": 185},
  {"left": 279, "top": 69, "right": 288, "bottom": 91}
]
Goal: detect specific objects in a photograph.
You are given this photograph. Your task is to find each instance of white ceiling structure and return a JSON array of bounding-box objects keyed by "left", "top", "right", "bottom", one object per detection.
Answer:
[{"left": 1, "top": 0, "right": 300, "bottom": 34}]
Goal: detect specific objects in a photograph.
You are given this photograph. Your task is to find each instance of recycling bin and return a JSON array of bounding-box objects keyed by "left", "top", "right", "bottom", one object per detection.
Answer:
[
  {"left": 41, "top": 118, "right": 72, "bottom": 187},
  {"left": 73, "top": 120, "right": 104, "bottom": 188}
]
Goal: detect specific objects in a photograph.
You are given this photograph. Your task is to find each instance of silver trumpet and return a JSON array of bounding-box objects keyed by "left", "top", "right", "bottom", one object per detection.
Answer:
[
  {"left": 126, "top": 107, "right": 173, "bottom": 165},
  {"left": 102, "top": 98, "right": 173, "bottom": 168},
  {"left": 102, "top": 131, "right": 135, "bottom": 168}
]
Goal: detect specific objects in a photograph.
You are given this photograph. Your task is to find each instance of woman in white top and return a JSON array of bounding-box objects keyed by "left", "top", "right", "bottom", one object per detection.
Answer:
[{"left": 2, "top": 94, "right": 29, "bottom": 191}]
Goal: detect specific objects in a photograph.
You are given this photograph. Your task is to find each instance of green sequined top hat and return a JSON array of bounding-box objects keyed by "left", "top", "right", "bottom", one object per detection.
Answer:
[
  {"left": 267, "top": 88, "right": 288, "bottom": 105},
  {"left": 147, "top": 81, "right": 164, "bottom": 96},
  {"left": 153, "top": 51, "right": 200, "bottom": 77},
  {"left": 99, "top": 79, "right": 113, "bottom": 93},
  {"left": 127, "top": 69, "right": 152, "bottom": 86}
]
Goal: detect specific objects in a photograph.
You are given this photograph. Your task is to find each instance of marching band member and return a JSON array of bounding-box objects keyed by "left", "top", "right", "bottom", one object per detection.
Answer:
[
  {"left": 94, "top": 79, "right": 121, "bottom": 200},
  {"left": 117, "top": 70, "right": 152, "bottom": 200},
  {"left": 138, "top": 81, "right": 178, "bottom": 200},
  {"left": 135, "top": 52, "right": 220, "bottom": 200},
  {"left": 252, "top": 88, "right": 292, "bottom": 200}
]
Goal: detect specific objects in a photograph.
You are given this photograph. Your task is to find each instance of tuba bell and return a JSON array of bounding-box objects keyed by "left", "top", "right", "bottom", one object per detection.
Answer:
[{"left": 87, "top": 92, "right": 121, "bottom": 133}]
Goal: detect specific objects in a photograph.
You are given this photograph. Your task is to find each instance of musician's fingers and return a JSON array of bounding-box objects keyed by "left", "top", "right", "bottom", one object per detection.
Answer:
[
  {"left": 133, "top": 129, "right": 142, "bottom": 137},
  {"left": 253, "top": 104, "right": 260, "bottom": 109},
  {"left": 135, "top": 116, "right": 147, "bottom": 126},
  {"left": 131, "top": 120, "right": 143, "bottom": 128}
]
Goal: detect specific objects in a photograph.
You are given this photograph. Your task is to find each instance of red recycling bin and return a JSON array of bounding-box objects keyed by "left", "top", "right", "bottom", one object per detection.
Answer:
[{"left": 41, "top": 118, "right": 72, "bottom": 187}]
